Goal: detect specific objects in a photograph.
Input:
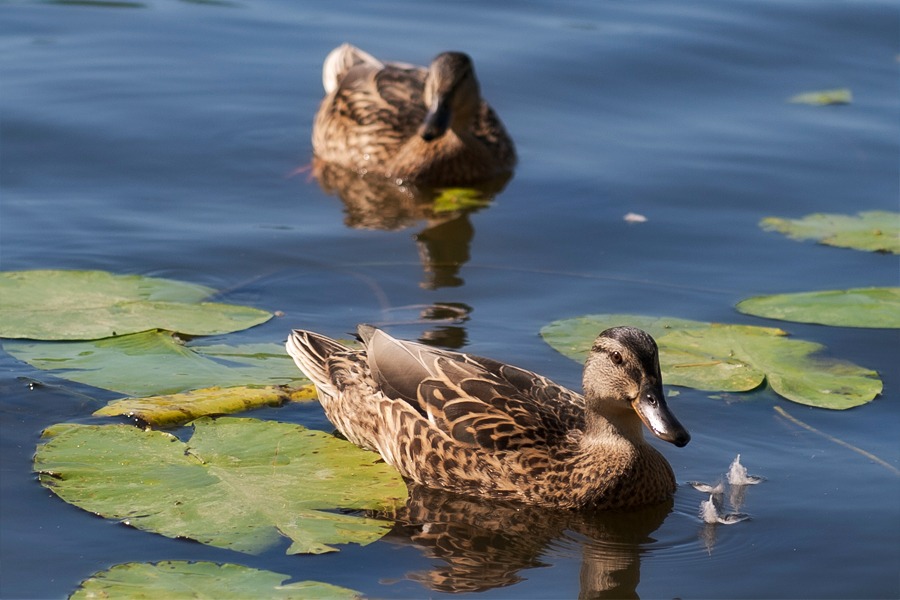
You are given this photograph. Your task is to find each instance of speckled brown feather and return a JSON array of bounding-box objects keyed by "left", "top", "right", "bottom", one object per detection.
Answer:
[
  {"left": 311, "top": 44, "right": 516, "bottom": 186},
  {"left": 286, "top": 325, "right": 688, "bottom": 510}
]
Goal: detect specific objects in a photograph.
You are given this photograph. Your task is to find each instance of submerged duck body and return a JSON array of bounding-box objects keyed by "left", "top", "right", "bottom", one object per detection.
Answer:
[
  {"left": 311, "top": 44, "right": 516, "bottom": 186},
  {"left": 286, "top": 325, "right": 689, "bottom": 510}
]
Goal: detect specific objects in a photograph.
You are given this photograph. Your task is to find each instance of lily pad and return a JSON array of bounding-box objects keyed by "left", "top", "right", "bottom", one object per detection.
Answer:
[
  {"left": 2, "top": 331, "right": 306, "bottom": 396},
  {"left": 71, "top": 561, "right": 361, "bottom": 600},
  {"left": 36, "top": 417, "right": 407, "bottom": 555},
  {"left": 736, "top": 287, "right": 900, "bottom": 329},
  {"left": 0, "top": 269, "right": 272, "bottom": 340},
  {"left": 541, "top": 314, "right": 882, "bottom": 409},
  {"left": 95, "top": 384, "right": 319, "bottom": 428},
  {"left": 788, "top": 88, "right": 853, "bottom": 105},
  {"left": 760, "top": 211, "right": 899, "bottom": 254}
]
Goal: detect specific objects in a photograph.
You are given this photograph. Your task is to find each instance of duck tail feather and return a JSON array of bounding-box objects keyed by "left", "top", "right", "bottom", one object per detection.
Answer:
[
  {"left": 322, "top": 44, "right": 383, "bottom": 94},
  {"left": 286, "top": 329, "right": 346, "bottom": 392}
]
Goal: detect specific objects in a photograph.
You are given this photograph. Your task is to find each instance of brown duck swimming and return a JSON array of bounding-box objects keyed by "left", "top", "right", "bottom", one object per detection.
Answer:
[
  {"left": 285, "top": 325, "right": 690, "bottom": 510},
  {"left": 311, "top": 44, "right": 516, "bottom": 186}
]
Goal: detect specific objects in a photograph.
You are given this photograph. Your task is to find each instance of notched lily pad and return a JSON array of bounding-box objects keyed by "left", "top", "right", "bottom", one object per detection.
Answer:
[
  {"left": 35, "top": 417, "right": 407, "bottom": 555},
  {"left": 737, "top": 287, "right": 900, "bottom": 329},
  {"left": 0, "top": 269, "right": 272, "bottom": 340},
  {"left": 70, "top": 561, "right": 361, "bottom": 600},
  {"left": 2, "top": 331, "right": 306, "bottom": 397},
  {"left": 541, "top": 314, "right": 882, "bottom": 409},
  {"left": 95, "top": 384, "right": 319, "bottom": 428},
  {"left": 760, "top": 211, "right": 899, "bottom": 254}
]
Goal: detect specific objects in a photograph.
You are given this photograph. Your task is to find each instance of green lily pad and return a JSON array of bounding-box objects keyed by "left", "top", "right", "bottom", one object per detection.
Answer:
[
  {"left": 788, "top": 88, "right": 853, "bottom": 105},
  {"left": 0, "top": 269, "right": 272, "bottom": 340},
  {"left": 95, "top": 384, "right": 319, "bottom": 428},
  {"left": 2, "top": 331, "right": 306, "bottom": 397},
  {"left": 541, "top": 314, "right": 882, "bottom": 409},
  {"left": 737, "top": 287, "right": 900, "bottom": 329},
  {"left": 71, "top": 561, "right": 361, "bottom": 600},
  {"left": 760, "top": 211, "right": 899, "bottom": 254},
  {"left": 36, "top": 417, "right": 407, "bottom": 555}
]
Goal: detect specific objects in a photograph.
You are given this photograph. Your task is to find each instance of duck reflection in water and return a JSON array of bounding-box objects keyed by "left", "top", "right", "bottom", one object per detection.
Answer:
[
  {"left": 312, "top": 159, "right": 511, "bottom": 289},
  {"left": 373, "top": 483, "right": 671, "bottom": 598}
]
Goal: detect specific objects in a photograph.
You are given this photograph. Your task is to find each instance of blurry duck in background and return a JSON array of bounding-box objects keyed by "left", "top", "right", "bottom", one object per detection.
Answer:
[
  {"left": 311, "top": 44, "right": 516, "bottom": 186},
  {"left": 286, "top": 324, "right": 690, "bottom": 510}
]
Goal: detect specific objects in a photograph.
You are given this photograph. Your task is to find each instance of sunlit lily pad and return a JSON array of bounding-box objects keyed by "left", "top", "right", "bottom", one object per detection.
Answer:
[
  {"left": 760, "top": 211, "right": 899, "bottom": 254},
  {"left": 95, "top": 384, "right": 319, "bottom": 428},
  {"left": 0, "top": 269, "right": 272, "bottom": 340},
  {"left": 71, "top": 561, "right": 360, "bottom": 600},
  {"left": 36, "top": 417, "right": 407, "bottom": 555},
  {"left": 788, "top": 88, "right": 853, "bottom": 105},
  {"left": 736, "top": 287, "right": 900, "bottom": 328},
  {"left": 2, "top": 331, "right": 306, "bottom": 396},
  {"left": 541, "top": 314, "right": 882, "bottom": 409}
]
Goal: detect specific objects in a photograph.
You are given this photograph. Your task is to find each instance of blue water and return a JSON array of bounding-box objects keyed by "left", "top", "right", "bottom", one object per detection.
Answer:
[{"left": 2, "top": 1, "right": 898, "bottom": 598}]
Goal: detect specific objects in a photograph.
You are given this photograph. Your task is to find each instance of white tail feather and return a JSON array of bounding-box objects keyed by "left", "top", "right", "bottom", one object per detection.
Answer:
[
  {"left": 321, "top": 43, "right": 383, "bottom": 94},
  {"left": 285, "top": 330, "right": 344, "bottom": 395}
]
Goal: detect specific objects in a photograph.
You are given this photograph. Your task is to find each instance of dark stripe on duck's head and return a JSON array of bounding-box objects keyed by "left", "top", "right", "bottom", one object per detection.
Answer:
[{"left": 594, "top": 326, "right": 660, "bottom": 374}]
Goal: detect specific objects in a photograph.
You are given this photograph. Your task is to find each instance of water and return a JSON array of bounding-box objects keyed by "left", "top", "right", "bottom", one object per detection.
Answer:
[{"left": 2, "top": 0, "right": 898, "bottom": 598}]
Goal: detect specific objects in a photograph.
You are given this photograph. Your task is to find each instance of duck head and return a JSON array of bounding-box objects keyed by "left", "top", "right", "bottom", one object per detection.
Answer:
[
  {"left": 418, "top": 52, "right": 481, "bottom": 142},
  {"left": 582, "top": 326, "right": 690, "bottom": 447}
]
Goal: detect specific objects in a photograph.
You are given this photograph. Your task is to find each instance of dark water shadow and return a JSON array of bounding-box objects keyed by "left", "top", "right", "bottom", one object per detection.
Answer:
[
  {"left": 312, "top": 159, "right": 511, "bottom": 290},
  {"left": 373, "top": 483, "right": 672, "bottom": 597}
]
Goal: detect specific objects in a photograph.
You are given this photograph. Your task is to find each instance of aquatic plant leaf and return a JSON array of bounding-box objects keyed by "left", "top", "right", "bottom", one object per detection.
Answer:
[
  {"left": 788, "top": 88, "right": 853, "bottom": 105},
  {"left": 94, "top": 384, "right": 318, "bottom": 428},
  {"left": 0, "top": 269, "right": 272, "bottom": 340},
  {"left": 541, "top": 314, "right": 882, "bottom": 409},
  {"left": 432, "top": 188, "right": 491, "bottom": 213},
  {"left": 35, "top": 417, "right": 407, "bottom": 555},
  {"left": 760, "top": 211, "right": 899, "bottom": 254},
  {"left": 736, "top": 287, "right": 900, "bottom": 328},
  {"left": 71, "top": 561, "right": 361, "bottom": 600},
  {"left": 2, "top": 331, "right": 306, "bottom": 397}
]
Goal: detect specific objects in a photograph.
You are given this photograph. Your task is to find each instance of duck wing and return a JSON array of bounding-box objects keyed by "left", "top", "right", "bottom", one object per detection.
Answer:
[
  {"left": 320, "top": 60, "right": 425, "bottom": 155},
  {"left": 360, "top": 326, "right": 583, "bottom": 452}
]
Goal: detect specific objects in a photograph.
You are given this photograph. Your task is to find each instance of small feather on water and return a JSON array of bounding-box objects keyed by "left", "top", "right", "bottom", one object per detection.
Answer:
[
  {"left": 727, "top": 453, "right": 764, "bottom": 486},
  {"left": 689, "top": 480, "right": 724, "bottom": 495},
  {"left": 699, "top": 494, "right": 750, "bottom": 525}
]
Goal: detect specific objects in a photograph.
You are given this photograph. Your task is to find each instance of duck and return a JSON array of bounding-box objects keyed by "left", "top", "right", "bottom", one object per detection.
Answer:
[
  {"left": 285, "top": 324, "right": 690, "bottom": 510},
  {"left": 311, "top": 44, "right": 516, "bottom": 186}
]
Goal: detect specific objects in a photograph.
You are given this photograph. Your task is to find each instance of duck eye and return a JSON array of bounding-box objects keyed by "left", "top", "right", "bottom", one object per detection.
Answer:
[{"left": 611, "top": 351, "right": 623, "bottom": 365}]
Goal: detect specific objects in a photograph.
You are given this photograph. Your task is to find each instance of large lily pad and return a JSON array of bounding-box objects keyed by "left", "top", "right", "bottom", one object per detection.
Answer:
[
  {"left": 760, "top": 211, "right": 899, "bottom": 254},
  {"left": 2, "top": 331, "right": 306, "bottom": 396},
  {"left": 36, "top": 417, "right": 407, "bottom": 555},
  {"left": 541, "top": 314, "right": 882, "bottom": 409},
  {"left": 0, "top": 269, "right": 272, "bottom": 340},
  {"left": 71, "top": 561, "right": 361, "bottom": 600},
  {"left": 736, "top": 287, "right": 900, "bottom": 329},
  {"left": 95, "top": 384, "right": 319, "bottom": 428}
]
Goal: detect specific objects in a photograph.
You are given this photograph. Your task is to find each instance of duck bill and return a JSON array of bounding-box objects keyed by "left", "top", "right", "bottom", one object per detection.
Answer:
[
  {"left": 633, "top": 385, "right": 690, "bottom": 447},
  {"left": 418, "top": 100, "right": 451, "bottom": 141}
]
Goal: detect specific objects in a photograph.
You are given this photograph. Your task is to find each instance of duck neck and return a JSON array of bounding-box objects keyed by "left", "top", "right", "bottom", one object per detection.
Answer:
[{"left": 583, "top": 403, "right": 646, "bottom": 448}]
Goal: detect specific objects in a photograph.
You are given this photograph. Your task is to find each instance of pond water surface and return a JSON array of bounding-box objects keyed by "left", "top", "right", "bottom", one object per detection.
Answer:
[{"left": 1, "top": 1, "right": 898, "bottom": 598}]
